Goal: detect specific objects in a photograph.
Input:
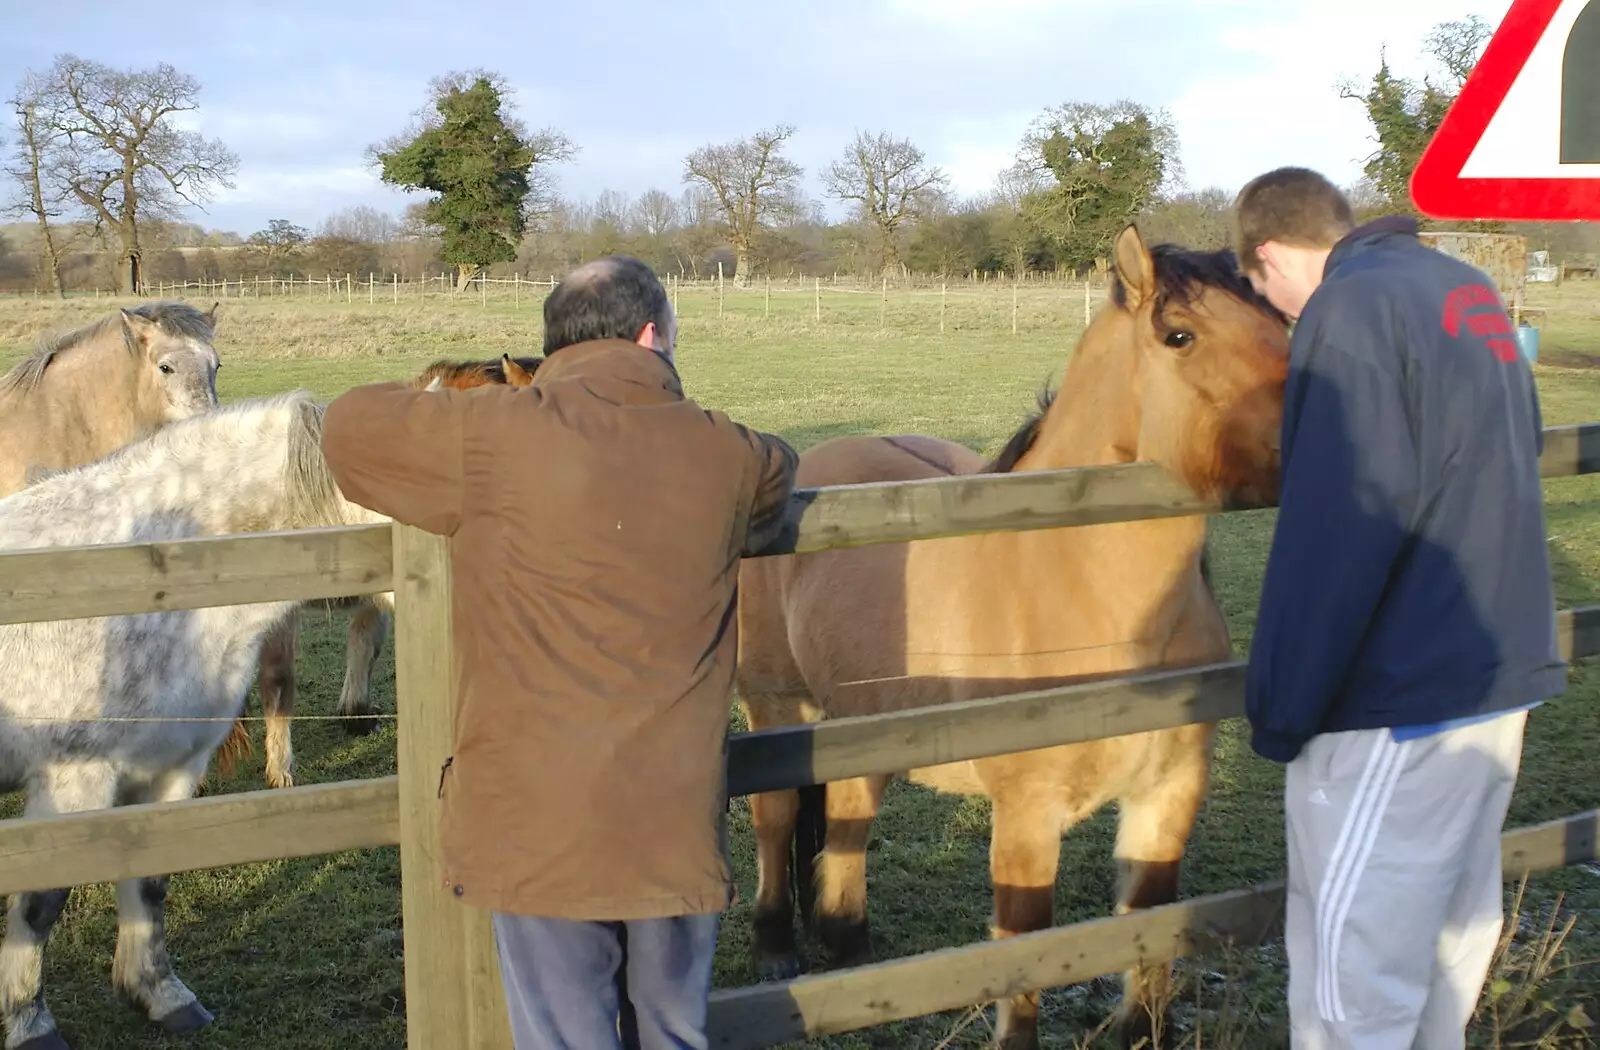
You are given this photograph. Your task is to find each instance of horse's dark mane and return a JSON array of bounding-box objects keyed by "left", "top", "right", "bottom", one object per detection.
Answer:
[
  {"left": 0, "top": 300, "right": 216, "bottom": 396},
  {"left": 986, "top": 385, "right": 1057, "bottom": 473},
  {"left": 983, "top": 241, "right": 1284, "bottom": 475},
  {"left": 1112, "top": 244, "right": 1287, "bottom": 326},
  {"left": 412, "top": 355, "right": 543, "bottom": 388}
]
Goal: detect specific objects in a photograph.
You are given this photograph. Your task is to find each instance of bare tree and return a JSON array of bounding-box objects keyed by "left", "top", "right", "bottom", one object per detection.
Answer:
[
  {"left": 1423, "top": 15, "right": 1492, "bottom": 89},
  {"left": 822, "top": 130, "right": 948, "bottom": 274},
  {"left": 682, "top": 123, "right": 804, "bottom": 283},
  {"left": 30, "top": 55, "right": 238, "bottom": 293},
  {"left": 632, "top": 189, "right": 679, "bottom": 240},
  {"left": 4, "top": 72, "right": 72, "bottom": 297},
  {"left": 318, "top": 204, "right": 399, "bottom": 244}
]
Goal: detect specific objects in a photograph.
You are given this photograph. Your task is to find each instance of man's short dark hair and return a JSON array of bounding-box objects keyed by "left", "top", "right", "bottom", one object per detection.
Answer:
[
  {"left": 543, "top": 256, "right": 672, "bottom": 356},
  {"left": 1233, "top": 167, "right": 1356, "bottom": 275}
]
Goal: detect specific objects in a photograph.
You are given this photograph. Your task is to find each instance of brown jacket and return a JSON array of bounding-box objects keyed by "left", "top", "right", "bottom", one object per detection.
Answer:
[{"left": 320, "top": 339, "right": 798, "bottom": 919}]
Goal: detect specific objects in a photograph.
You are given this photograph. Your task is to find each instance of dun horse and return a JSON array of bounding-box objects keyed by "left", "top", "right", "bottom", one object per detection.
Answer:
[
  {"left": 0, "top": 301, "right": 222, "bottom": 495},
  {"left": 241, "top": 354, "right": 540, "bottom": 788},
  {"left": 0, "top": 391, "right": 390, "bottom": 1050},
  {"left": 735, "top": 226, "right": 1289, "bottom": 1049}
]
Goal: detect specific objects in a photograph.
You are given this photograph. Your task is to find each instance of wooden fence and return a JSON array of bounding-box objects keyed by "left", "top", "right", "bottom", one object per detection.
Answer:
[{"left": 1, "top": 423, "right": 1598, "bottom": 1049}]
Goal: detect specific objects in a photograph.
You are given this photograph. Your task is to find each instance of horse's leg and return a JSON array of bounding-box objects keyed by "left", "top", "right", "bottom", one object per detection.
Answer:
[
  {"left": 0, "top": 762, "right": 118, "bottom": 1050},
  {"left": 1110, "top": 734, "right": 1211, "bottom": 1050},
  {"left": 988, "top": 789, "right": 1065, "bottom": 1050},
  {"left": 739, "top": 694, "right": 810, "bottom": 981},
  {"left": 337, "top": 598, "right": 388, "bottom": 736},
  {"left": 112, "top": 762, "right": 214, "bottom": 1035},
  {"left": 813, "top": 772, "right": 889, "bottom": 969},
  {"left": 256, "top": 611, "right": 298, "bottom": 789}
]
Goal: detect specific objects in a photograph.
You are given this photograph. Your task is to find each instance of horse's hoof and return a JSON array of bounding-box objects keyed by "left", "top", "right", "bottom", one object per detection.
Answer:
[
  {"left": 996, "top": 1032, "right": 1039, "bottom": 1050},
  {"left": 752, "top": 953, "right": 802, "bottom": 982},
  {"left": 341, "top": 715, "right": 380, "bottom": 737},
  {"left": 15, "top": 1033, "right": 71, "bottom": 1050},
  {"left": 814, "top": 915, "right": 872, "bottom": 969},
  {"left": 1116, "top": 1012, "right": 1162, "bottom": 1050},
  {"left": 155, "top": 1001, "right": 215, "bottom": 1034},
  {"left": 992, "top": 1030, "right": 1043, "bottom": 1050}
]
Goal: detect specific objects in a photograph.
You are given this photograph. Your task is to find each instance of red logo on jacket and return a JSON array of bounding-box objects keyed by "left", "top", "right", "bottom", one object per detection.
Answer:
[{"left": 1442, "top": 284, "right": 1517, "bottom": 362}]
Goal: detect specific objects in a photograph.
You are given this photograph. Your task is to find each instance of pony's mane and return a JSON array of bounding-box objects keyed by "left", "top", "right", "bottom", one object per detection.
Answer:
[
  {"left": 1111, "top": 244, "right": 1287, "bottom": 325},
  {"left": 0, "top": 301, "right": 216, "bottom": 396},
  {"left": 983, "top": 242, "right": 1284, "bottom": 475},
  {"left": 412, "top": 355, "right": 542, "bottom": 388}
]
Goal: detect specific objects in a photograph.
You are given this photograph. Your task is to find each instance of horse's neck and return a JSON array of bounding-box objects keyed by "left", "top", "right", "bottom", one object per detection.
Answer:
[
  {"left": 1010, "top": 323, "right": 1210, "bottom": 625},
  {"left": 37, "top": 343, "right": 149, "bottom": 462}
]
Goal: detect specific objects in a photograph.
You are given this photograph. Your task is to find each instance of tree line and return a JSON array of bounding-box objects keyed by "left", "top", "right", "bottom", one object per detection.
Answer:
[{"left": 6, "top": 22, "right": 1597, "bottom": 297}]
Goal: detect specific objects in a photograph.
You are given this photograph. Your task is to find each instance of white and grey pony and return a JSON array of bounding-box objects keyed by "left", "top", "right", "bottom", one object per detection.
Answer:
[{"left": 0, "top": 390, "right": 388, "bottom": 1050}]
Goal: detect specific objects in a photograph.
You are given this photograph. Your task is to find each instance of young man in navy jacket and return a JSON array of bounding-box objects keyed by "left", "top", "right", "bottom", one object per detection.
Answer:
[{"left": 1233, "top": 167, "right": 1566, "bottom": 1048}]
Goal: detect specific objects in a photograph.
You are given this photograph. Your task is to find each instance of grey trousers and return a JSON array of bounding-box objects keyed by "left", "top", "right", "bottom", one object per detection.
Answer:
[
  {"left": 491, "top": 910, "right": 721, "bottom": 1050},
  {"left": 1283, "top": 708, "right": 1528, "bottom": 1049}
]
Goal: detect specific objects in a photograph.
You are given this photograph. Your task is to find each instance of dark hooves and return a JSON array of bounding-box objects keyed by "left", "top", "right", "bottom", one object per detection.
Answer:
[
  {"left": 752, "top": 953, "right": 802, "bottom": 982},
  {"left": 997, "top": 1032, "right": 1040, "bottom": 1050},
  {"left": 341, "top": 715, "right": 381, "bottom": 737},
  {"left": 156, "top": 1001, "right": 215, "bottom": 1035},
  {"left": 815, "top": 916, "right": 873, "bottom": 970},
  {"left": 16, "top": 1032, "right": 71, "bottom": 1050},
  {"left": 1117, "top": 1015, "right": 1162, "bottom": 1050}
]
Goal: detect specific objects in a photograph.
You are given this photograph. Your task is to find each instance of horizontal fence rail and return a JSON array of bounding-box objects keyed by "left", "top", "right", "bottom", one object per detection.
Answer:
[
  {"left": 702, "top": 808, "right": 1600, "bottom": 1048},
  {"left": 0, "top": 603, "right": 1593, "bottom": 898},
  {"left": 3, "top": 422, "right": 1596, "bottom": 627},
  {"left": 0, "top": 525, "right": 393, "bottom": 626}
]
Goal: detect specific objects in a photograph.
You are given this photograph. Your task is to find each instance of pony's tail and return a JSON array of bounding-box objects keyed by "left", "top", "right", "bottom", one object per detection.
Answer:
[
  {"left": 791, "top": 783, "right": 827, "bottom": 932},
  {"left": 215, "top": 719, "right": 253, "bottom": 779}
]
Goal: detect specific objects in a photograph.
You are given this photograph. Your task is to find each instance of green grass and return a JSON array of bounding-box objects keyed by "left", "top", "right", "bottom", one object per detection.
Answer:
[{"left": 1, "top": 281, "right": 1598, "bottom": 1049}]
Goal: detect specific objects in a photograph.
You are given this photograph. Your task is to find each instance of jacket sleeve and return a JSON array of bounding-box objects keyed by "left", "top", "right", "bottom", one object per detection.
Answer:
[
  {"left": 1244, "top": 303, "right": 1420, "bottom": 763},
  {"left": 321, "top": 381, "right": 467, "bottom": 536},
  {"left": 734, "top": 423, "right": 799, "bottom": 557}
]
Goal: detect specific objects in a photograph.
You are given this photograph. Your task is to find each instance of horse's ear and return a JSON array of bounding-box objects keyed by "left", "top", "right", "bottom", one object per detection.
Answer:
[
  {"left": 204, "top": 301, "right": 220, "bottom": 328},
  {"left": 1112, "top": 225, "right": 1156, "bottom": 308},
  {"left": 119, "top": 307, "right": 157, "bottom": 344},
  {"left": 501, "top": 354, "right": 534, "bottom": 386}
]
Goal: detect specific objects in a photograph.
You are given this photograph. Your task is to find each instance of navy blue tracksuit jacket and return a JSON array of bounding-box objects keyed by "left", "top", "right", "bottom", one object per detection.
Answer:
[{"left": 1244, "top": 215, "right": 1567, "bottom": 764}]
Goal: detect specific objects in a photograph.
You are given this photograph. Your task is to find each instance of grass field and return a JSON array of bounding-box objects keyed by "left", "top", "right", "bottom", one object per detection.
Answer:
[{"left": 1, "top": 279, "right": 1599, "bottom": 1050}]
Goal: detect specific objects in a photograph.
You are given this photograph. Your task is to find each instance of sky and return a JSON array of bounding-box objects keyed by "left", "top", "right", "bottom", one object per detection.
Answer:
[{"left": 1, "top": 0, "right": 1515, "bottom": 237}]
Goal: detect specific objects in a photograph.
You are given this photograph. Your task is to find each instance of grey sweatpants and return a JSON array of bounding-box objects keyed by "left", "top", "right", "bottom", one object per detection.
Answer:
[{"left": 1283, "top": 708, "right": 1528, "bottom": 1050}]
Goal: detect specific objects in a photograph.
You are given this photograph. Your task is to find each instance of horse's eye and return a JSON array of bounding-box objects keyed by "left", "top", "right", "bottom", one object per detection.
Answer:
[
  {"left": 1164, "top": 330, "right": 1195, "bottom": 349},
  {"left": 159, "top": 363, "right": 175, "bottom": 375}
]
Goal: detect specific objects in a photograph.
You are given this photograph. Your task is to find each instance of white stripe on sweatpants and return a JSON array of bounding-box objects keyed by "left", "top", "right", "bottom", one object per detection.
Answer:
[{"left": 1315, "top": 732, "right": 1411, "bottom": 1023}]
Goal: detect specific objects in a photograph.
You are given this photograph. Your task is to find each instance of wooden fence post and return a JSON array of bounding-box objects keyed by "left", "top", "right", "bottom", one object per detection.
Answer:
[{"left": 393, "top": 524, "right": 512, "bottom": 1050}]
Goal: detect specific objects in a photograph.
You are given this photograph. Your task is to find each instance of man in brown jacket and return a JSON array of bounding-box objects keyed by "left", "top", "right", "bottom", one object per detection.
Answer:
[{"left": 320, "top": 256, "right": 799, "bottom": 1050}]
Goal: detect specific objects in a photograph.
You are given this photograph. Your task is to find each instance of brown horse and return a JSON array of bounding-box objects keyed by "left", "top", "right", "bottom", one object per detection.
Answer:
[
  {"left": 223, "top": 353, "right": 542, "bottom": 787},
  {"left": 0, "top": 301, "right": 221, "bottom": 495},
  {"left": 734, "top": 226, "right": 1289, "bottom": 1049}
]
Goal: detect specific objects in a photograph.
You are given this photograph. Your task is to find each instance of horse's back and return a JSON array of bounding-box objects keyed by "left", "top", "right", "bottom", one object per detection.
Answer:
[
  {"left": 737, "top": 432, "right": 987, "bottom": 717},
  {"left": 794, "top": 433, "right": 984, "bottom": 488}
]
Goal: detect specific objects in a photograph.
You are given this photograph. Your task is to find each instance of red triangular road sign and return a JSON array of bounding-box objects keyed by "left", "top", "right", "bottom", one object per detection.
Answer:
[{"left": 1411, "top": 0, "right": 1600, "bottom": 220}]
